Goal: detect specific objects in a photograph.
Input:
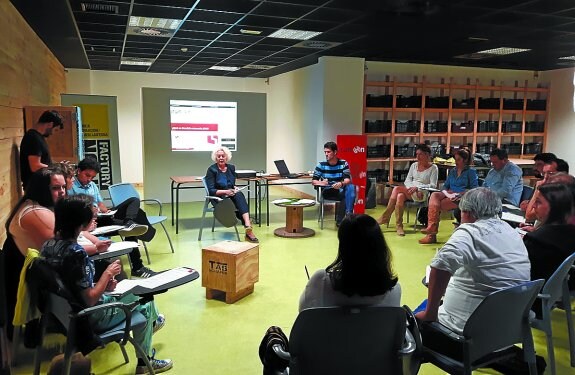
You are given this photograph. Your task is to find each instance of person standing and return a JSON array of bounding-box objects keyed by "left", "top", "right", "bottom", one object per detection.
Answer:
[
  {"left": 311, "top": 141, "right": 356, "bottom": 226},
  {"left": 19, "top": 110, "right": 63, "bottom": 190}
]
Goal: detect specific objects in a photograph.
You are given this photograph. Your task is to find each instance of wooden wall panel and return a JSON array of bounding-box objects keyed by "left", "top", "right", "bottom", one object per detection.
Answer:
[{"left": 0, "top": 1, "right": 66, "bottom": 243}]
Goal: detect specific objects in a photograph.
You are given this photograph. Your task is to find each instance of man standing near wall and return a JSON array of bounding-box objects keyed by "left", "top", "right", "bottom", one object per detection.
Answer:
[{"left": 19, "top": 110, "right": 63, "bottom": 191}]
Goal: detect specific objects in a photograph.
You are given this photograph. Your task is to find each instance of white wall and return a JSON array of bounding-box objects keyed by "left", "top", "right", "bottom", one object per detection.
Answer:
[
  {"left": 66, "top": 69, "right": 268, "bottom": 183},
  {"left": 541, "top": 68, "right": 575, "bottom": 169}
]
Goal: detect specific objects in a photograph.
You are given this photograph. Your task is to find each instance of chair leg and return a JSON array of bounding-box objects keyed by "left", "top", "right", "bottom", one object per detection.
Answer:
[
  {"left": 198, "top": 203, "right": 209, "bottom": 241},
  {"left": 11, "top": 325, "right": 20, "bottom": 367},
  {"left": 119, "top": 342, "right": 129, "bottom": 363},
  {"left": 142, "top": 241, "right": 151, "bottom": 265},
  {"left": 320, "top": 201, "right": 325, "bottom": 230},
  {"left": 234, "top": 225, "right": 240, "bottom": 241},
  {"left": 211, "top": 216, "right": 216, "bottom": 232},
  {"left": 159, "top": 222, "right": 175, "bottom": 253},
  {"left": 543, "top": 312, "right": 557, "bottom": 375},
  {"left": 127, "top": 336, "right": 154, "bottom": 375},
  {"left": 562, "top": 282, "right": 575, "bottom": 367}
]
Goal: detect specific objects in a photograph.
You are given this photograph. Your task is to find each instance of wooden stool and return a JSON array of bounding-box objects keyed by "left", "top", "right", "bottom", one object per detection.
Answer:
[{"left": 202, "top": 240, "right": 259, "bottom": 303}]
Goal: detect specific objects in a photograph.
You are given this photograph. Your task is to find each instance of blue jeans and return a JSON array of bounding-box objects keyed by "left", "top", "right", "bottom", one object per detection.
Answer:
[{"left": 322, "top": 184, "right": 356, "bottom": 221}]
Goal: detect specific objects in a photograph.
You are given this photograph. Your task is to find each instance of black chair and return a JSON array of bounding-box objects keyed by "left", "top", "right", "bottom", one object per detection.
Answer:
[
  {"left": 198, "top": 176, "right": 241, "bottom": 241},
  {"left": 272, "top": 306, "right": 417, "bottom": 375},
  {"left": 422, "top": 279, "right": 545, "bottom": 375},
  {"left": 28, "top": 258, "right": 155, "bottom": 375}
]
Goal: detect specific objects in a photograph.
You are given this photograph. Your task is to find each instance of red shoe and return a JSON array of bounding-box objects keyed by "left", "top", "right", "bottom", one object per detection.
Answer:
[{"left": 245, "top": 227, "right": 259, "bottom": 243}]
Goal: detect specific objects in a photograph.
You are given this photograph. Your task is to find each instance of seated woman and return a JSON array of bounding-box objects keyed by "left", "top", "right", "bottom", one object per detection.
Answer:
[
  {"left": 419, "top": 148, "right": 478, "bottom": 244},
  {"left": 300, "top": 214, "right": 401, "bottom": 310},
  {"left": 42, "top": 194, "right": 173, "bottom": 374},
  {"left": 523, "top": 183, "right": 575, "bottom": 305},
  {"left": 205, "top": 146, "right": 258, "bottom": 243},
  {"left": 376, "top": 144, "right": 438, "bottom": 236}
]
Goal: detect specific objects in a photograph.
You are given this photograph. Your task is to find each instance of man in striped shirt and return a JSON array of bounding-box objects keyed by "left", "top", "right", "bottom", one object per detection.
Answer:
[{"left": 312, "top": 141, "right": 356, "bottom": 225}]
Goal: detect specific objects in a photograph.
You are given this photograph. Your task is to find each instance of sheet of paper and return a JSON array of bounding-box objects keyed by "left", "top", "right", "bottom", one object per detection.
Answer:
[
  {"left": 296, "top": 199, "right": 316, "bottom": 204},
  {"left": 107, "top": 279, "right": 140, "bottom": 296},
  {"left": 425, "top": 265, "right": 431, "bottom": 285},
  {"left": 501, "top": 211, "right": 525, "bottom": 223},
  {"left": 90, "top": 225, "right": 125, "bottom": 236},
  {"left": 136, "top": 267, "right": 197, "bottom": 289},
  {"left": 107, "top": 241, "right": 140, "bottom": 252},
  {"left": 272, "top": 199, "right": 292, "bottom": 204},
  {"left": 502, "top": 203, "right": 520, "bottom": 210}
]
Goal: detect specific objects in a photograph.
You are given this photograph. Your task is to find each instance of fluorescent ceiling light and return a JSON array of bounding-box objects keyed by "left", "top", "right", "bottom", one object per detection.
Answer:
[
  {"left": 559, "top": 56, "right": 575, "bottom": 61},
  {"left": 129, "top": 16, "right": 182, "bottom": 30},
  {"left": 121, "top": 58, "right": 154, "bottom": 66},
  {"left": 269, "top": 28, "right": 321, "bottom": 40},
  {"left": 240, "top": 29, "right": 262, "bottom": 35},
  {"left": 244, "top": 64, "right": 275, "bottom": 70},
  {"left": 209, "top": 66, "right": 240, "bottom": 71},
  {"left": 474, "top": 47, "right": 530, "bottom": 56}
]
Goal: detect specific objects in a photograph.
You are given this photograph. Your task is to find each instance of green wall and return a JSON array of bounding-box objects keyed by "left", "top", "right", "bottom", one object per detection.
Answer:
[{"left": 142, "top": 88, "right": 267, "bottom": 202}]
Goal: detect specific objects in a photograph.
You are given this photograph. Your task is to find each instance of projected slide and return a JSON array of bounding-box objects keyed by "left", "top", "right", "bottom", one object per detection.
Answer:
[{"left": 170, "top": 100, "right": 237, "bottom": 151}]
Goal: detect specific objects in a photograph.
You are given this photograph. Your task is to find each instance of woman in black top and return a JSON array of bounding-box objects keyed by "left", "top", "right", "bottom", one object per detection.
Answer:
[{"left": 205, "top": 146, "right": 258, "bottom": 242}]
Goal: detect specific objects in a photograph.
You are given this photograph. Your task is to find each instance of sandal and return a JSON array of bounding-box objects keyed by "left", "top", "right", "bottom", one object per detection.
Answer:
[{"left": 245, "top": 227, "right": 259, "bottom": 243}]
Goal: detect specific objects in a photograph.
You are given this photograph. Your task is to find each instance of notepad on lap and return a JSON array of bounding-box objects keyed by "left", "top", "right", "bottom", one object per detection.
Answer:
[
  {"left": 91, "top": 225, "right": 125, "bottom": 236},
  {"left": 501, "top": 212, "right": 525, "bottom": 224}
]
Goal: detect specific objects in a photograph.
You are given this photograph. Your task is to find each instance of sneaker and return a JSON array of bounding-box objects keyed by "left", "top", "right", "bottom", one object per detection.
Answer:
[
  {"left": 118, "top": 222, "right": 148, "bottom": 237},
  {"left": 135, "top": 354, "right": 173, "bottom": 374},
  {"left": 245, "top": 227, "right": 259, "bottom": 243},
  {"left": 131, "top": 266, "right": 158, "bottom": 278},
  {"left": 153, "top": 314, "right": 165, "bottom": 334}
]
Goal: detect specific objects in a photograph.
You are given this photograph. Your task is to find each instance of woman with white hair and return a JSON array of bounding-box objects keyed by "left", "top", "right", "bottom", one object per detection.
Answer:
[{"left": 205, "top": 146, "right": 258, "bottom": 242}]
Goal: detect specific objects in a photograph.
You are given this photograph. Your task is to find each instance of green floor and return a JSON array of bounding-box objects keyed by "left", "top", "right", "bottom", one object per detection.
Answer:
[{"left": 11, "top": 188, "right": 575, "bottom": 374}]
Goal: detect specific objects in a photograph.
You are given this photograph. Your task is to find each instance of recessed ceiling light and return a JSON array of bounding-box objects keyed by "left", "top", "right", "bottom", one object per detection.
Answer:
[
  {"left": 240, "top": 29, "right": 262, "bottom": 35},
  {"left": 121, "top": 58, "right": 155, "bottom": 66},
  {"left": 129, "top": 16, "right": 182, "bottom": 30},
  {"left": 268, "top": 28, "right": 321, "bottom": 40},
  {"left": 559, "top": 56, "right": 575, "bottom": 61},
  {"left": 181, "top": 47, "right": 188, "bottom": 52},
  {"left": 467, "top": 37, "right": 489, "bottom": 42},
  {"left": 474, "top": 47, "right": 531, "bottom": 56},
  {"left": 209, "top": 66, "right": 240, "bottom": 71},
  {"left": 293, "top": 40, "right": 340, "bottom": 49}
]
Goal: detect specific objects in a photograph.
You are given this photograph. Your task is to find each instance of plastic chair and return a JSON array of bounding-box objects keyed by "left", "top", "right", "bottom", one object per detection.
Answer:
[
  {"left": 272, "top": 306, "right": 417, "bottom": 375},
  {"left": 108, "top": 182, "right": 174, "bottom": 262},
  {"left": 422, "top": 279, "right": 545, "bottom": 375},
  {"left": 28, "top": 258, "right": 155, "bottom": 375},
  {"left": 530, "top": 252, "right": 575, "bottom": 375},
  {"left": 316, "top": 187, "right": 339, "bottom": 229},
  {"left": 198, "top": 177, "right": 240, "bottom": 241},
  {"left": 405, "top": 200, "right": 427, "bottom": 231}
]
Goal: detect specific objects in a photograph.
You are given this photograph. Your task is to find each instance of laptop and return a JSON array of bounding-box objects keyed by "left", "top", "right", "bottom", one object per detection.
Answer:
[{"left": 274, "top": 160, "right": 305, "bottom": 178}]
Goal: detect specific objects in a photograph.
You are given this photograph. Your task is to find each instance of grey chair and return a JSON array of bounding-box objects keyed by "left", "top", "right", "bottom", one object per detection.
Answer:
[
  {"left": 272, "top": 306, "right": 417, "bottom": 375},
  {"left": 198, "top": 177, "right": 240, "bottom": 241},
  {"left": 108, "top": 182, "right": 174, "bottom": 264},
  {"left": 28, "top": 259, "right": 155, "bottom": 375},
  {"left": 530, "top": 252, "right": 575, "bottom": 375},
  {"left": 316, "top": 186, "right": 339, "bottom": 229},
  {"left": 422, "top": 279, "right": 545, "bottom": 375}
]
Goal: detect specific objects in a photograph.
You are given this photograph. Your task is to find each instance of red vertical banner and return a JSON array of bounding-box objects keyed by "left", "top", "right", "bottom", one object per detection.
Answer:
[{"left": 336, "top": 134, "right": 367, "bottom": 214}]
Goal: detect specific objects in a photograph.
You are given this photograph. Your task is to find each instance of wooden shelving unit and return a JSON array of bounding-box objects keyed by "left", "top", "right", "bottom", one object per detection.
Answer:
[{"left": 364, "top": 77, "right": 549, "bottom": 183}]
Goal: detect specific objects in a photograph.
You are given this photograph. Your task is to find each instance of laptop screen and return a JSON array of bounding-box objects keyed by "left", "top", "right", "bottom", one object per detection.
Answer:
[{"left": 274, "top": 160, "right": 291, "bottom": 176}]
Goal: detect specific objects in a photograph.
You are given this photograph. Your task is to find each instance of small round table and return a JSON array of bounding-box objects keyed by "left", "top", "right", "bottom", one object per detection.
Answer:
[{"left": 273, "top": 199, "right": 316, "bottom": 238}]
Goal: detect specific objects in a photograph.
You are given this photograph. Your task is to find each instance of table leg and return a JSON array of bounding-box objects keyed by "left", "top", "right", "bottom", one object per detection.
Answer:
[
  {"left": 176, "top": 183, "right": 180, "bottom": 234},
  {"left": 285, "top": 206, "right": 304, "bottom": 233},
  {"left": 171, "top": 180, "right": 175, "bottom": 226},
  {"left": 266, "top": 181, "right": 270, "bottom": 226}
]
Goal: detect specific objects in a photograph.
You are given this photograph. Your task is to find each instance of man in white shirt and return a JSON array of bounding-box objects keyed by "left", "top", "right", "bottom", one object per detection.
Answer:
[{"left": 416, "top": 188, "right": 530, "bottom": 354}]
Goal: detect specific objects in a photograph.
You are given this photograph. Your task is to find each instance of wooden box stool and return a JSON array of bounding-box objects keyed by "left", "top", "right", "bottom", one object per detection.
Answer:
[{"left": 202, "top": 240, "right": 259, "bottom": 303}]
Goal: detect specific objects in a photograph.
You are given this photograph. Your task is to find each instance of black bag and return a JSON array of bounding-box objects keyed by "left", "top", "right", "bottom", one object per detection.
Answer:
[
  {"left": 259, "top": 326, "right": 289, "bottom": 375},
  {"left": 417, "top": 206, "right": 428, "bottom": 227}
]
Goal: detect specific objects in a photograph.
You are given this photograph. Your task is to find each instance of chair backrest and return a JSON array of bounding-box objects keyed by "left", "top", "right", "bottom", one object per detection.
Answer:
[
  {"left": 201, "top": 177, "right": 238, "bottom": 227},
  {"left": 288, "top": 306, "right": 407, "bottom": 375},
  {"left": 540, "top": 252, "right": 575, "bottom": 308},
  {"left": 108, "top": 183, "right": 140, "bottom": 207},
  {"left": 521, "top": 185, "right": 535, "bottom": 202},
  {"left": 463, "top": 279, "right": 544, "bottom": 363}
]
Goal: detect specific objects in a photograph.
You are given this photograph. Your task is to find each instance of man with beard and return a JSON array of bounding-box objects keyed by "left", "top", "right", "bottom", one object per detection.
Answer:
[{"left": 19, "top": 110, "right": 63, "bottom": 191}]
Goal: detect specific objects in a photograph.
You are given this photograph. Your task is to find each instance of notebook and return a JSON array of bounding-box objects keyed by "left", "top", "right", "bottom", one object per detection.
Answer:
[{"left": 274, "top": 160, "right": 305, "bottom": 178}]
